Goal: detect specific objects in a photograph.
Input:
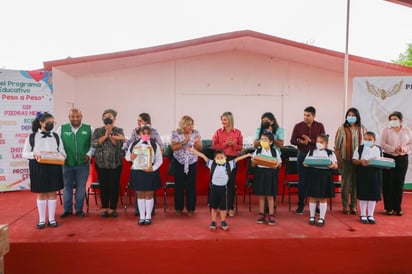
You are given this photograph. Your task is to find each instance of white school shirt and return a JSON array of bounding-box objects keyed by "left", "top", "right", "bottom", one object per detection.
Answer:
[
  {"left": 22, "top": 129, "right": 66, "bottom": 160},
  {"left": 352, "top": 145, "right": 381, "bottom": 161},
  {"left": 206, "top": 159, "right": 236, "bottom": 186},
  {"left": 305, "top": 149, "right": 337, "bottom": 169},
  {"left": 125, "top": 139, "right": 163, "bottom": 171}
]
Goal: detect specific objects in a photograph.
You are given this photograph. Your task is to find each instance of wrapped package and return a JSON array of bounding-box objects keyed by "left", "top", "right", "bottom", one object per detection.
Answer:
[
  {"left": 253, "top": 154, "right": 278, "bottom": 168},
  {"left": 36, "top": 151, "right": 65, "bottom": 165},
  {"left": 368, "top": 157, "right": 395, "bottom": 168}
]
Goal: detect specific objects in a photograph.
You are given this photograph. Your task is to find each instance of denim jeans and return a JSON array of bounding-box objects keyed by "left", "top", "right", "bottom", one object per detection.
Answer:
[{"left": 62, "top": 163, "right": 90, "bottom": 213}]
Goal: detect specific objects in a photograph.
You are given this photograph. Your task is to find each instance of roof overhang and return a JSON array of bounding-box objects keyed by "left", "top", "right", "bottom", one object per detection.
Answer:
[{"left": 43, "top": 30, "right": 412, "bottom": 77}]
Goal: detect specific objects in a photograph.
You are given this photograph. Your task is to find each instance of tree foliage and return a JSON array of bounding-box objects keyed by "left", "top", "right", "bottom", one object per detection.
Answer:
[{"left": 393, "top": 43, "right": 412, "bottom": 67}]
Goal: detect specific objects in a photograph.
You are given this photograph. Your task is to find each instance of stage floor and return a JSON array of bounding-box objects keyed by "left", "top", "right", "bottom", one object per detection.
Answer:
[{"left": 2, "top": 190, "right": 412, "bottom": 273}]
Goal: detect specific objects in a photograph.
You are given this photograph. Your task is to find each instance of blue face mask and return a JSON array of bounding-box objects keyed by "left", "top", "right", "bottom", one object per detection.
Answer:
[
  {"left": 346, "top": 116, "right": 357, "bottom": 124},
  {"left": 363, "top": 140, "right": 374, "bottom": 148}
]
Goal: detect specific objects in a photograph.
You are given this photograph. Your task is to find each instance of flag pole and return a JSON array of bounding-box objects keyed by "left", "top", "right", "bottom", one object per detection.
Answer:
[{"left": 344, "top": 0, "right": 351, "bottom": 112}]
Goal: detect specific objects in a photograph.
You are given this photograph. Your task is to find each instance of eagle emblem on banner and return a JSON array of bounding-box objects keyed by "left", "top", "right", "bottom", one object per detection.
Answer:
[{"left": 366, "top": 80, "right": 403, "bottom": 100}]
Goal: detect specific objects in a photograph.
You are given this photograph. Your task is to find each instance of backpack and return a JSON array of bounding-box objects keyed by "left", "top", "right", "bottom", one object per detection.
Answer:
[
  {"left": 357, "top": 144, "right": 383, "bottom": 159},
  {"left": 29, "top": 132, "right": 60, "bottom": 152},
  {"left": 308, "top": 148, "right": 332, "bottom": 157},
  {"left": 256, "top": 146, "right": 278, "bottom": 158},
  {"left": 210, "top": 161, "right": 232, "bottom": 185}
]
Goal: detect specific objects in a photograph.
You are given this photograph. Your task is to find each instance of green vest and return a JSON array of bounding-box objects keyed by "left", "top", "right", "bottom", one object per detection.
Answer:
[{"left": 61, "top": 123, "right": 92, "bottom": 167}]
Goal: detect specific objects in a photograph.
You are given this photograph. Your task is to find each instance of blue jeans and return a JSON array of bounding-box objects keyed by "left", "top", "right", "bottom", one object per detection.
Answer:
[{"left": 62, "top": 163, "right": 90, "bottom": 213}]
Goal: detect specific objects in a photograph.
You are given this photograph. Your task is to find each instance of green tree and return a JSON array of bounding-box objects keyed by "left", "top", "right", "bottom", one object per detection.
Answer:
[{"left": 393, "top": 43, "right": 412, "bottom": 67}]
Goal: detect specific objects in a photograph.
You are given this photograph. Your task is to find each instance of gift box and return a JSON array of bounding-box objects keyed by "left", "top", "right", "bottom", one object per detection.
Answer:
[
  {"left": 368, "top": 157, "right": 395, "bottom": 168},
  {"left": 0, "top": 224, "right": 9, "bottom": 256},
  {"left": 253, "top": 154, "right": 278, "bottom": 168},
  {"left": 304, "top": 157, "right": 331, "bottom": 167},
  {"left": 37, "top": 151, "right": 65, "bottom": 165}
]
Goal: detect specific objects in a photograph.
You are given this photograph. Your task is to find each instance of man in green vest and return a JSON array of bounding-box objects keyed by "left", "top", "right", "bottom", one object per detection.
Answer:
[{"left": 57, "top": 109, "right": 94, "bottom": 218}]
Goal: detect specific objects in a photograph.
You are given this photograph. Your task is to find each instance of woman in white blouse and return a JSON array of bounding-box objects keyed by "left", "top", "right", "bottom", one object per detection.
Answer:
[{"left": 380, "top": 111, "right": 412, "bottom": 216}]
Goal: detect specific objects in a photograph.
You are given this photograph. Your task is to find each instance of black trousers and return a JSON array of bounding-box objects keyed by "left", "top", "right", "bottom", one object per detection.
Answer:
[
  {"left": 382, "top": 154, "right": 408, "bottom": 212},
  {"left": 174, "top": 161, "right": 197, "bottom": 211},
  {"left": 95, "top": 165, "right": 122, "bottom": 210}
]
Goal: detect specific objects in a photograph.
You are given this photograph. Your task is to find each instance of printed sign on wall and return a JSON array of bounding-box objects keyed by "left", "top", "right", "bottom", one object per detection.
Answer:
[
  {"left": 0, "top": 69, "right": 53, "bottom": 191},
  {"left": 353, "top": 76, "right": 412, "bottom": 183}
]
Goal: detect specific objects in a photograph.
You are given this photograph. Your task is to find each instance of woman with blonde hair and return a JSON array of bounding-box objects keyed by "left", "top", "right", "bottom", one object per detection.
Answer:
[
  {"left": 212, "top": 111, "right": 243, "bottom": 216},
  {"left": 170, "top": 115, "right": 202, "bottom": 215}
]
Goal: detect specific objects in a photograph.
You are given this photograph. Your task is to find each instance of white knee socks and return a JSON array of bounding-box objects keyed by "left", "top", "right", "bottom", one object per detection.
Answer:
[
  {"left": 367, "top": 201, "right": 376, "bottom": 217},
  {"left": 319, "top": 202, "right": 327, "bottom": 220},
  {"left": 360, "top": 200, "right": 367, "bottom": 216},
  {"left": 145, "top": 199, "right": 154, "bottom": 220},
  {"left": 48, "top": 199, "right": 57, "bottom": 222},
  {"left": 138, "top": 199, "right": 146, "bottom": 220},
  {"left": 309, "top": 202, "right": 316, "bottom": 217},
  {"left": 37, "top": 200, "right": 47, "bottom": 223}
]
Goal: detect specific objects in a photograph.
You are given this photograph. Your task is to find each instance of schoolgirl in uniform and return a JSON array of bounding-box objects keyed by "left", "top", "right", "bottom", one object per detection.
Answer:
[
  {"left": 126, "top": 126, "right": 162, "bottom": 225},
  {"left": 352, "top": 131, "right": 382, "bottom": 224},
  {"left": 22, "top": 112, "right": 66, "bottom": 229},
  {"left": 304, "top": 134, "right": 338, "bottom": 226},
  {"left": 251, "top": 131, "right": 282, "bottom": 225}
]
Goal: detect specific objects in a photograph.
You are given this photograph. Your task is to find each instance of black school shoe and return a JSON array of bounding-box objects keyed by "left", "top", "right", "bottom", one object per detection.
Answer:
[
  {"left": 48, "top": 220, "right": 58, "bottom": 228},
  {"left": 36, "top": 222, "right": 46, "bottom": 229}
]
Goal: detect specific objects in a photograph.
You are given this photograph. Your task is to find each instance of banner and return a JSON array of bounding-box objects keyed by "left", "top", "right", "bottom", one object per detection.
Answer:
[
  {"left": 353, "top": 76, "right": 412, "bottom": 183},
  {"left": 0, "top": 69, "right": 53, "bottom": 192}
]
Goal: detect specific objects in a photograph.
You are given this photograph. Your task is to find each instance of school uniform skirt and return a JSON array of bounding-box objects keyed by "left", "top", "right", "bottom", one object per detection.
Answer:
[
  {"left": 252, "top": 167, "right": 279, "bottom": 196},
  {"left": 129, "top": 169, "right": 162, "bottom": 191},
  {"left": 29, "top": 159, "right": 63, "bottom": 193},
  {"left": 307, "top": 167, "right": 335, "bottom": 199},
  {"left": 356, "top": 166, "right": 382, "bottom": 201}
]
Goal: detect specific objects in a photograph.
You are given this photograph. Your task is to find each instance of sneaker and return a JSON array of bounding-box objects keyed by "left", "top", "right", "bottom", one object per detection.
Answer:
[
  {"left": 221, "top": 220, "right": 229, "bottom": 231},
  {"left": 268, "top": 215, "right": 276, "bottom": 225},
  {"left": 256, "top": 213, "right": 265, "bottom": 224},
  {"left": 209, "top": 221, "right": 217, "bottom": 230},
  {"left": 295, "top": 207, "right": 304, "bottom": 215},
  {"left": 60, "top": 212, "right": 72, "bottom": 218}
]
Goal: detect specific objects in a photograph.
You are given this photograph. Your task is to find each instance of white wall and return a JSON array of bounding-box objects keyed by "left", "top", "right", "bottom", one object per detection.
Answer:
[{"left": 53, "top": 50, "right": 349, "bottom": 147}]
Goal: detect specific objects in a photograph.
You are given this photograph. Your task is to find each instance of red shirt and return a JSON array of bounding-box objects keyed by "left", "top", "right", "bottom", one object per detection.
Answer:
[
  {"left": 290, "top": 121, "right": 325, "bottom": 152},
  {"left": 212, "top": 127, "right": 243, "bottom": 157}
]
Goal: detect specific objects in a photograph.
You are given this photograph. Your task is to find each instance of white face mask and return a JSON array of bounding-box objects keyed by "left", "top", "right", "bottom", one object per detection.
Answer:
[
  {"left": 316, "top": 142, "right": 324, "bottom": 150},
  {"left": 389, "top": 120, "right": 400, "bottom": 128}
]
